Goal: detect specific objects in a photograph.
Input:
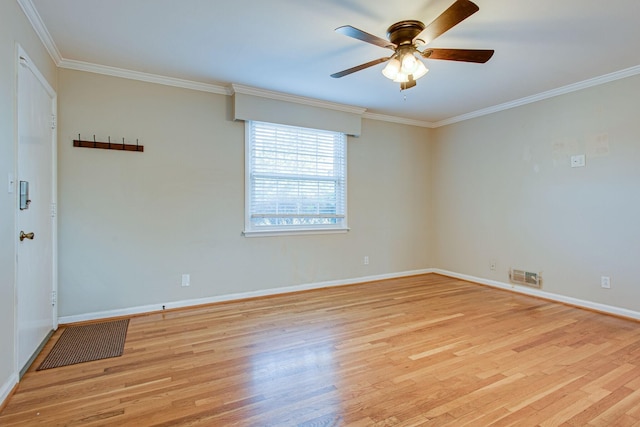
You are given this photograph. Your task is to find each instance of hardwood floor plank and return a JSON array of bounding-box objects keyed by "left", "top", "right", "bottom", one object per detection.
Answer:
[{"left": 2, "top": 273, "right": 640, "bottom": 426}]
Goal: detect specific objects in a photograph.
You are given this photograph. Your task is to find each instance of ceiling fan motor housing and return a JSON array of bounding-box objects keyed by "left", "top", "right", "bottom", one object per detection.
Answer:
[{"left": 387, "top": 20, "right": 426, "bottom": 46}]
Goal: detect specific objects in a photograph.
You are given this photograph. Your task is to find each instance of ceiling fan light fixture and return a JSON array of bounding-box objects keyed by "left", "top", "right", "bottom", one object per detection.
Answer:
[
  {"left": 381, "top": 57, "right": 401, "bottom": 80},
  {"left": 393, "top": 71, "right": 409, "bottom": 83},
  {"left": 384, "top": 49, "right": 428, "bottom": 86},
  {"left": 401, "top": 52, "right": 419, "bottom": 74},
  {"left": 412, "top": 60, "right": 429, "bottom": 79}
]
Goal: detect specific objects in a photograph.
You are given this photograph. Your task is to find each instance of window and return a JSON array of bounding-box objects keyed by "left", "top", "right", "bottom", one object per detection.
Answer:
[{"left": 244, "top": 120, "right": 347, "bottom": 236}]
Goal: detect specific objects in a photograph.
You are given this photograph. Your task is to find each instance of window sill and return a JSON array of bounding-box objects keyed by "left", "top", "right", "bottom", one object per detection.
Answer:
[{"left": 242, "top": 227, "right": 350, "bottom": 238}]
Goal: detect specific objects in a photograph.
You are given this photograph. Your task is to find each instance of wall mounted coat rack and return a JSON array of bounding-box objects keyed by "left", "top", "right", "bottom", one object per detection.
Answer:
[{"left": 73, "top": 134, "right": 144, "bottom": 152}]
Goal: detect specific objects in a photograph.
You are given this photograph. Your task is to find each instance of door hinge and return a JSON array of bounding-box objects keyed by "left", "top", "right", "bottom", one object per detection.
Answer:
[
  {"left": 50, "top": 202, "right": 57, "bottom": 218},
  {"left": 51, "top": 290, "right": 57, "bottom": 306},
  {"left": 51, "top": 114, "right": 56, "bottom": 130}
]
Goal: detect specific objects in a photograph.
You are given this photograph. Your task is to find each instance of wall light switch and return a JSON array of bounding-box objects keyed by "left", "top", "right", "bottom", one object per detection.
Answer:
[{"left": 570, "top": 154, "right": 586, "bottom": 168}]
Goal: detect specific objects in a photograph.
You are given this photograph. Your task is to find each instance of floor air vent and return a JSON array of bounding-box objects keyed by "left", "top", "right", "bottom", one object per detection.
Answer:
[{"left": 509, "top": 269, "right": 542, "bottom": 288}]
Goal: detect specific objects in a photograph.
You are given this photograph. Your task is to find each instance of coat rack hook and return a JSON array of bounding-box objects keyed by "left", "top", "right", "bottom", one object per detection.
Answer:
[{"left": 73, "top": 134, "right": 144, "bottom": 153}]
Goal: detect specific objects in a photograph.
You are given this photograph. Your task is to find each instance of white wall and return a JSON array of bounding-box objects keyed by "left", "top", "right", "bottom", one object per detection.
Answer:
[
  {"left": 57, "top": 69, "right": 435, "bottom": 318},
  {"left": 433, "top": 74, "right": 640, "bottom": 312},
  {"left": 0, "top": 0, "right": 57, "bottom": 404}
]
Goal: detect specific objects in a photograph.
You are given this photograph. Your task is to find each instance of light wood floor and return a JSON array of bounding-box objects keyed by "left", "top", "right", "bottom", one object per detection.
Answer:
[{"left": 2, "top": 274, "right": 640, "bottom": 426}]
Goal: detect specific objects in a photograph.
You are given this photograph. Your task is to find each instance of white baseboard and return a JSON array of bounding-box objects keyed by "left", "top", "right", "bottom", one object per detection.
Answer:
[
  {"left": 432, "top": 269, "right": 640, "bottom": 321},
  {"left": 0, "top": 373, "right": 18, "bottom": 409},
  {"left": 59, "top": 267, "right": 640, "bottom": 325},
  {"left": 58, "top": 269, "right": 434, "bottom": 324}
]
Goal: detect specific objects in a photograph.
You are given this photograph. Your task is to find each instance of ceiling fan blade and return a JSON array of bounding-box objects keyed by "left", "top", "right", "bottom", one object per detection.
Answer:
[
  {"left": 330, "top": 57, "right": 391, "bottom": 78},
  {"left": 418, "top": 0, "right": 480, "bottom": 45},
  {"left": 335, "top": 25, "right": 395, "bottom": 50},
  {"left": 421, "top": 48, "right": 494, "bottom": 63}
]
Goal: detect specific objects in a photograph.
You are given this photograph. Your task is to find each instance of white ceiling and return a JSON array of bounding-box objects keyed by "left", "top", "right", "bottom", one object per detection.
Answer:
[{"left": 26, "top": 0, "right": 640, "bottom": 125}]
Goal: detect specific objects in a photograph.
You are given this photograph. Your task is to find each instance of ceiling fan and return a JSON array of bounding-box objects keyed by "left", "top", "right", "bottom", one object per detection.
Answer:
[{"left": 330, "top": 0, "right": 494, "bottom": 90}]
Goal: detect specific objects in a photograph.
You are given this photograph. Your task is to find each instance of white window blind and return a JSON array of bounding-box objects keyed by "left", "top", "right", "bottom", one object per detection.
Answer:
[{"left": 245, "top": 121, "right": 347, "bottom": 235}]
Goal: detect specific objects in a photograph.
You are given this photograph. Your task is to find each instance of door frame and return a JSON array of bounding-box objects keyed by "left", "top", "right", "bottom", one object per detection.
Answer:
[{"left": 14, "top": 44, "right": 58, "bottom": 375}]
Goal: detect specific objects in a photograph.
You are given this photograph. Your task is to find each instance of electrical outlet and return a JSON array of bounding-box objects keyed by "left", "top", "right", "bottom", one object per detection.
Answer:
[
  {"left": 601, "top": 276, "right": 610, "bottom": 289},
  {"left": 570, "top": 154, "right": 586, "bottom": 168},
  {"left": 363, "top": 256, "right": 369, "bottom": 265},
  {"left": 490, "top": 260, "right": 496, "bottom": 271},
  {"left": 181, "top": 274, "right": 190, "bottom": 287}
]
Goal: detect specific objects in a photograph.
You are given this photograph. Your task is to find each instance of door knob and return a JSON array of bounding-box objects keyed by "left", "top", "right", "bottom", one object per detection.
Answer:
[{"left": 19, "top": 231, "right": 34, "bottom": 241}]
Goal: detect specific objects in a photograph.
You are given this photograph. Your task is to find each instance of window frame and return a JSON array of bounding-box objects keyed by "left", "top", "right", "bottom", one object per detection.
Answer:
[{"left": 243, "top": 120, "right": 349, "bottom": 237}]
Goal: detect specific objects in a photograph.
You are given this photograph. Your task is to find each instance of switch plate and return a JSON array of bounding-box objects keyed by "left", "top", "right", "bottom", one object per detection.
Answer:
[
  {"left": 570, "top": 154, "right": 586, "bottom": 168},
  {"left": 601, "top": 276, "right": 610, "bottom": 289},
  {"left": 181, "top": 274, "right": 190, "bottom": 287}
]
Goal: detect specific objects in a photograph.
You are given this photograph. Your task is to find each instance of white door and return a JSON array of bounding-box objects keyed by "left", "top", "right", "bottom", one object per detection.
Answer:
[{"left": 16, "top": 47, "right": 57, "bottom": 373}]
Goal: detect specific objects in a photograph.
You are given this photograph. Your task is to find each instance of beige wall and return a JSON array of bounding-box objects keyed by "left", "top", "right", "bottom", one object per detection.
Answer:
[
  {"left": 0, "top": 0, "right": 57, "bottom": 401},
  {"left": 433, "top": 74, "right": 640, "bottom": 312},
  {"left": 57, "top": 69, "right": 435, "bottom": 317},
  {"left": 56, "top": 67, "right": 640, "bottom": 319}
]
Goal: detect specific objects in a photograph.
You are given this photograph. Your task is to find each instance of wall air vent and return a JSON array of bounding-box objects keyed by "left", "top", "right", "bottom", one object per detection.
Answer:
[{"left": 509, "top": 268, "right": 542, "bottom": 288}]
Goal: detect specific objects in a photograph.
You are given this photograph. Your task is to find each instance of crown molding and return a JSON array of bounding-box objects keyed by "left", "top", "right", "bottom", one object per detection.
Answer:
[
  {"left": 434, "top": 65, "right": 640, "bottom": 127},
  {"left": 17, "top": 0, "right": 62, "bottom": 64},
  {"left": 230, "top": 84, "right": 366, "bottom": 115},
  {"left": 59, "top": 59, "right": 230, "bottom": 95},
  {"left": 362, "top": 112, "right": 434, "bottom": 128}
]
